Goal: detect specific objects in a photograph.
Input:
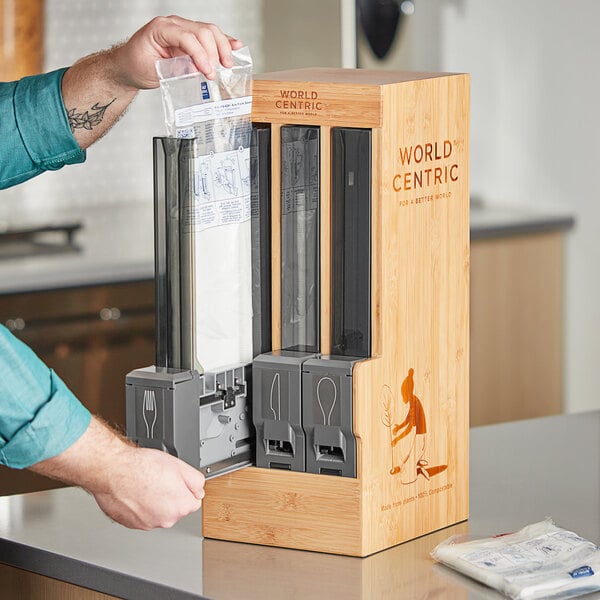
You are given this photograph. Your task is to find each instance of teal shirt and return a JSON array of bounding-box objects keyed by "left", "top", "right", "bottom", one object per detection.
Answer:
[
  {"left": 0, "top": 68, "right": 91, "bottom": 468},
  {"left": 0, "top": 68, "right": 86, "bottom": 189},
  {"left": 0, "top": 326, "right": 91, "bottom": 469}
]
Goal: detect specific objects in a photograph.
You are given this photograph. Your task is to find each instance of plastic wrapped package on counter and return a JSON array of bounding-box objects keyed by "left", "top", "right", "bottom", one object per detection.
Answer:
[{"left": 431, "top": 519, "right": 600, "bottom": 600}]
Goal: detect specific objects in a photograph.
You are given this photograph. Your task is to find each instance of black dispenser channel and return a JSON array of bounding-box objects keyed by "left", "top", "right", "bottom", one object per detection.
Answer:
[
  {"left": 153, "top": 137, "right": 195, "bottom": 370},
  {"left": 331, "top": 127, "right": 372, "bottom": 359},
  {"left": 250, "top": 125, "right": 272, "bottom": 358},
  {"left": 280, "top": 125, "right": 320, "bottom": 354}
]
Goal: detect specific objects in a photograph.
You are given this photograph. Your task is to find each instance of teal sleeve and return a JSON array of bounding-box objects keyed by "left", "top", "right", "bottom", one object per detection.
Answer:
[
  {"left": 0, "top": 325, "right": 91, "bottom": 469},
  {"left": 0, "top": 67, "right": 86, "bottom": 190}
]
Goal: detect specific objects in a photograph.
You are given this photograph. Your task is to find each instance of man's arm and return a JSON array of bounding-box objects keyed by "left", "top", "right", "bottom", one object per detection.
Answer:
[
  {"left": 62, "top": 16, "right": 243, "bottom": 149},
  {"left": 0, "top": 16, "right": 243, "bottom": 189},
  {"left": 30, "top": 417, "right": 205, "bottom": 530},
  {"left": 0, "top": 16, "right": 242, "bottom": 527},
  {"left": 46, "top": 16, "right": 238, "bottom": 527},
  {"left": 0, "top": 325, "right": 202, "bottom": 530}
]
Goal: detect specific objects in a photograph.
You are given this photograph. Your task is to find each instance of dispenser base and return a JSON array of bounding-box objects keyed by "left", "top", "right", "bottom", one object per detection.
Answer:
[{"left": 202, "top": 467, "right": 467, "bottom": 557}]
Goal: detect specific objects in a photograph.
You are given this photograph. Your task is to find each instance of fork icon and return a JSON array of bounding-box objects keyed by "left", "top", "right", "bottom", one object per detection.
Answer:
[{"left": 142, "top": 390, "right": 157, "bottom": 438}]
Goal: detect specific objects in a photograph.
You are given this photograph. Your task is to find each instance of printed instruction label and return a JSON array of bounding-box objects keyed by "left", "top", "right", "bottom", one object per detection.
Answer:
[
  {"left": 184, "top": 147, "right": 251, "bottom": 232},
  {"left": 175, "top": 96, "right": 252, "bottom": 128},
  {"left": 281, "top": 139, "right": 319, "bottom": 215}
]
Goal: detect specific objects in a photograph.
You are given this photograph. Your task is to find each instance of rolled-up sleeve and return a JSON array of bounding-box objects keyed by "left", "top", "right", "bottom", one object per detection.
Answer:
[
  {"left": 0, "top": 325, "right": 91, "bottom": 469},
  {"left": 0, "top": 67, "right": 86, "bottom": 190}
]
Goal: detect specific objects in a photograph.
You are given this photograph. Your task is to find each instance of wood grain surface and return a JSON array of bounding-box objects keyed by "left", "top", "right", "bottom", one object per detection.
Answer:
[
  {"left": 470, "top": 231, "right": 564, "bottom": 426},
  {"left": 0, "top": 0, "right": 44, "bottom": 80},
  {"left": 0, "top": 563, "right": 117, "bottom": 600}
]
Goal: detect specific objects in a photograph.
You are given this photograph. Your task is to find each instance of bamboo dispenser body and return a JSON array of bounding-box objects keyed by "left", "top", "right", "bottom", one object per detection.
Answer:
[{"left": 203, "top": 69, "right": 470, "bottom": 557}]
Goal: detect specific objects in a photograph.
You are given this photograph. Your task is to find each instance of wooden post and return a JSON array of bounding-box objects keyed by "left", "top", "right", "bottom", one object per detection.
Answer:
[{"left": 0, "top": 0, "right": 44, "bottom": 80}]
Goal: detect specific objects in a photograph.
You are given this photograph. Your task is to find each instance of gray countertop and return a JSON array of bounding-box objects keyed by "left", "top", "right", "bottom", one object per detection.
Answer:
[
  {"left": 1, "top": 411, "right": 599, "bottom": 600},
  {"left": 0, "top": 202, "right": 574, "bottom": 296},
  {"left": 0, "top": 202, "right": 154, "bottom": 295},
  {"left": 469, "top": 204, "right": 575, "bottom": 240}
]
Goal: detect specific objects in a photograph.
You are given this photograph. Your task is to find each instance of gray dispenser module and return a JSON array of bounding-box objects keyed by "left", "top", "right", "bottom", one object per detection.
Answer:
[
  {"left": 253, "top": 351, "right": 358, "bottom": 477},
  {"left": 252, "top": 125, "right": 367, "bottom": 478},
  {"left": 302, "top": 356, "right": 358, "bottom": 477},
  {"left": 126, "top": 366, "right": 252, "bottom": 478},
  {"left": 253, "top": 351, "right": 316, "bottom": 471},
  {"left": 126, "top": 137, "right": 253, "bottom": 479}
]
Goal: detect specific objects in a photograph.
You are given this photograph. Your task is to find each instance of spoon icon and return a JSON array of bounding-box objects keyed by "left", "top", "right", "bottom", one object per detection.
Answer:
[{"left": 316, "top": 377, "right": 337, "bottom": 426}]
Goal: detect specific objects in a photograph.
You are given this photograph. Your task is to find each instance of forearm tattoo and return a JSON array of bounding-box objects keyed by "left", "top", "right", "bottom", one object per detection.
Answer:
[{"left": 67, "top": 98, "right": 116, "bottom": 132}]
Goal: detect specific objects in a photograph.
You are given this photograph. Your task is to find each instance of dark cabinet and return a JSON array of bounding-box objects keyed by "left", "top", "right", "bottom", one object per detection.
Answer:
[{"left": 0, "top": 280, "right": 155, "bottom": 495}]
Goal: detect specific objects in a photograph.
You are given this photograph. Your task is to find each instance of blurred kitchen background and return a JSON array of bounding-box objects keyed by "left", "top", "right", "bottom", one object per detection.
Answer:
[{"left": 0, "top": 0, "right": 598, "bottom": 491}]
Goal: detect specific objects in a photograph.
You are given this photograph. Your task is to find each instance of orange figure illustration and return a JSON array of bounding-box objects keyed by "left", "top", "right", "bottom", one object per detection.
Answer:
[{"left": 382, "top": 368, "right": 447, "bottom": 484}]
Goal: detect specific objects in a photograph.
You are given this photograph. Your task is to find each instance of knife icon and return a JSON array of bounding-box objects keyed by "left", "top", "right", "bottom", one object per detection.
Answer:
[{"left": 269, "top": 373, "right": 281, "bottom": 420}]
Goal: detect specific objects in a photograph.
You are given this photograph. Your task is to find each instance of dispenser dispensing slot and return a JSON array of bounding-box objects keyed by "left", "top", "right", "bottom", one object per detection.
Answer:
[{"left": 197, "top": 366, "right": 253, "bottom": 476}]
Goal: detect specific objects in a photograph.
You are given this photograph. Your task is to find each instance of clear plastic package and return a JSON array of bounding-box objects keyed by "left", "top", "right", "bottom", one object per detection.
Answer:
[
  {"left": 431, "top": 520, "right": 600, "bottom": 600},
  {"left": 157, "top": 48, "right": 252, "bottom": 146}
]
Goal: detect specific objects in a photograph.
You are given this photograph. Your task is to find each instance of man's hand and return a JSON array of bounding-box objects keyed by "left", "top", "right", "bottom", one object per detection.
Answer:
[
  {"left": 30, "top": 417, "right": 205, "bottom": 530},
  {"left": 92, "top": 447, "right": 205, "bottom": 530},
  {"left": 61, "top": 16, "right": 243, "bottom": 149},
  {"left": 111, "top": 16, "right": 244, "bottom": 89}
]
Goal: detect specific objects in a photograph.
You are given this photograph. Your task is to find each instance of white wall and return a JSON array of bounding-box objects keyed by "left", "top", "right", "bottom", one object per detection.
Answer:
[
  {"left": 362, "top": 0, "right": 600, "bottom": 413},
  {"left": 262, "top": 0, "right": 356, "bottom": 72}
]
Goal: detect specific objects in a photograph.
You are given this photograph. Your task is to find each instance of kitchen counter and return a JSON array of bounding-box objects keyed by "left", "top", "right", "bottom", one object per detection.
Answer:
[
  {"left": 0, "top": 201, "right": 574, "bottom": 295},
  {"left": 469, "top": 203, "right": 574, "bottom": 240},
  {"left": 0, "top": 202, "right": 154, "bottom": 295},
  {"left": 1, "top": 411, "right": 598, "bottom": 600}
]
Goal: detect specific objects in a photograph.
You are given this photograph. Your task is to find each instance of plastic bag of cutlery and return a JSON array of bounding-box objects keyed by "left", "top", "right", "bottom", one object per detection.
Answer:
[
  {"left": 156, "top": 48, "right": 253, "bottom": 372},
  {"left": 431, "top": 519, "right": 600, "bottom": 600}
]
